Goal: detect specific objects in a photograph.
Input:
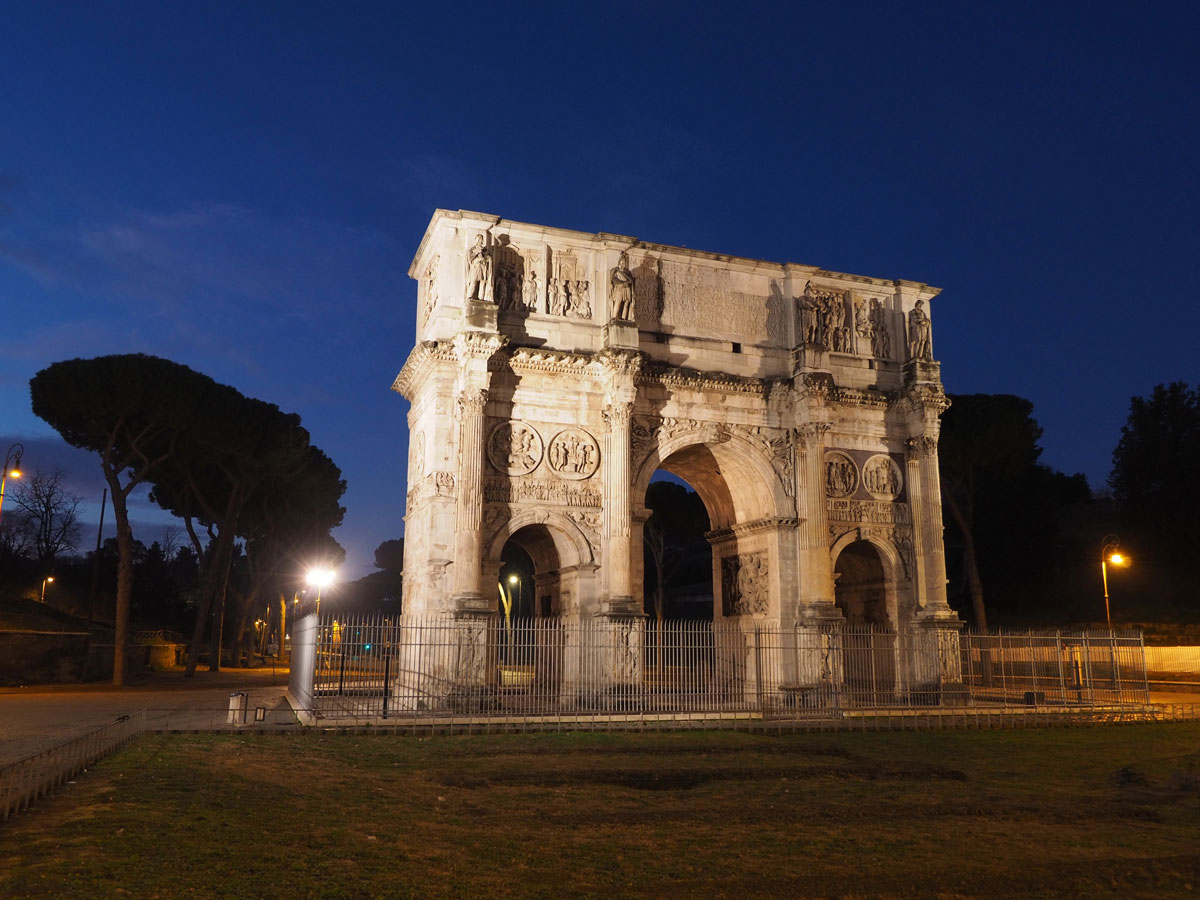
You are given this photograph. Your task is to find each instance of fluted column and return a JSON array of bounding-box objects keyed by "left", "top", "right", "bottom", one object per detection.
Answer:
[
  {"left": 451, "top": 387, "right": 489, "bottom": 607},
  {"left": 599, "top": 349, "right": 641, "bottom": 616},
  {"left": 796, "top": 423, "right": 836, "bottom": 616},
  {"left": 907, "top": 435, "right": 952, "bottom": 616},
  {"left": 602, "top": 400, "right": 634, "bottom": 608}
]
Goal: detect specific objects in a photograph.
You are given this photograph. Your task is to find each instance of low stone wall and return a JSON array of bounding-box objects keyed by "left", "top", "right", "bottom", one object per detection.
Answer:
[
  {"left": 0, "top": 633, "right": 181, "bottom": 684},
  {"left": 0, "top": 632, "right": 91, "bottom": 684}
]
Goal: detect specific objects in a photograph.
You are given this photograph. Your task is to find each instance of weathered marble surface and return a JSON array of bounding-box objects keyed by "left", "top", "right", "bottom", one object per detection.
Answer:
[{"left": 395, "top": 210, "right": 957, "bottom": 639}]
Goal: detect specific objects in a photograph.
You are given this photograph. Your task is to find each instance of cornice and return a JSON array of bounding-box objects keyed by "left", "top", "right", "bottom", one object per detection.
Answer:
[
  {"left": 391, "top": 340, "right": 457, "bottom": 399},
  {"left": 638, "top": 362, "right": 767, "bottom": 396}
]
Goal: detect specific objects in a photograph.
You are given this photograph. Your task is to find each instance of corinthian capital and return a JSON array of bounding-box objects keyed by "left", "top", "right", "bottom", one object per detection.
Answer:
[
  {"left": 795, "top": 422, "right": 832, "bottom": 448},
  {"left": 602, "top": 402, "right": 634, "bottom": 430},
  {"left": 457, "top": 388, "right": 489, "bottom": 416},
  {"left": 904, "top": 435, "right": 938, "bottom": 460}
]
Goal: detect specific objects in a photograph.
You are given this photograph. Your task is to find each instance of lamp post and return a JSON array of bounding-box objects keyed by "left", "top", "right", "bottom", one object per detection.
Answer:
[
  {"left": 0, "top": 443, "right": 24, "bottom": 528},
  {"left": 1100, "top": 534, "right": 1130, "bottom": 630},
  {"left": 40, "top": 576, "right": 54, "bottom": 603},
  {"left": 306, "top": 568, "right": 336, "bottom": 618}
]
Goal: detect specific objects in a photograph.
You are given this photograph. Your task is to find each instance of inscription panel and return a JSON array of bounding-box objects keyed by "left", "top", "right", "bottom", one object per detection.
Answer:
[{"left": 639, "top": 259, "right": 782, "bottom": 345}]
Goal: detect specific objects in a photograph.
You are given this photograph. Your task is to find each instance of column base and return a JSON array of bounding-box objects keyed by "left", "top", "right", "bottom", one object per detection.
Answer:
[
  {"left": 463, "top": 298, "right": 499, "bottom": 331},
  {"left": 799, "top": 599, "right": 844, "bottom": 626},
  {"left": 599, "top": 595, "right": 644, "bottom": 617},
  {"left": 903, "top": 358, "right": 941, "bottom": 385},
  {"left": 452, "top": 592, "right": 492, "bottom": 614},
  {"left": 603, "top": 321, "right": 639, "bottom": 350}
]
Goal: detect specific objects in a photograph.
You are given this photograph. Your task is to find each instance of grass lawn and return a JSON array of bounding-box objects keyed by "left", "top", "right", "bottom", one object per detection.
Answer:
[{"left": 3, "top": 724, "right": 1199, "bottom": 899}]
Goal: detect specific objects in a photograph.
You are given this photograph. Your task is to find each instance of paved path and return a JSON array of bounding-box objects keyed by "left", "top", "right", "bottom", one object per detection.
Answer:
[
  {"left": 3, "top": 669, "right": 1197, "bottom": 768},
  {"left": 0, "top": 667, "right": 294, "bottom": 765}
]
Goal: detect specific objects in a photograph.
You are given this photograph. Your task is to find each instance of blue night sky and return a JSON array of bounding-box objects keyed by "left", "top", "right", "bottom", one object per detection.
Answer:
[{"left": 1, "top": 2, "right": 1197, "bottom": 579}]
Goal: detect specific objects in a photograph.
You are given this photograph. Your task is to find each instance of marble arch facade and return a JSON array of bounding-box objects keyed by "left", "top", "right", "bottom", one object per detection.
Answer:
[{"left": 392, "top": 209, "right": 962, "bottom": 692}]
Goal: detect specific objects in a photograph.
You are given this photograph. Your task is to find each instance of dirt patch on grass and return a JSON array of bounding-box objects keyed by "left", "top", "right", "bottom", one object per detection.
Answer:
[{"left": 437, "top": 760, "right": 967, "bottom": 790}]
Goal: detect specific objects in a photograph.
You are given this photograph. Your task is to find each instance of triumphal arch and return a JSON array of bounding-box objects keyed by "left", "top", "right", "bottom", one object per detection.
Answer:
[{"left": 392, "top": 209, "right": 962, "bottom": 704}]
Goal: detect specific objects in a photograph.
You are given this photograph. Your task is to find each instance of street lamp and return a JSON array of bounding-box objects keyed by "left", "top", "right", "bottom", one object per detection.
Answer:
[
  {"left": 306, "top": 567, "right": 336, "bottom": 617},
  {"left": 1100, "top": 534, "right": 1130, "bottom": 630},
  {"left": 0, "top": 443, "right": 23, "bottom": 528},
  {"left": 40, "top": 576, "right": 54, "bottom": 603}
]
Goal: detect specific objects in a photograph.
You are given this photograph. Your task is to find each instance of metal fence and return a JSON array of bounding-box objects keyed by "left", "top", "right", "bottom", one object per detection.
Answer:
[
  {"left": 1, "top": 710, "right": 146, "bottom": 821},
  {"left": 292, "top": 614, "right": 1151, "bottom": 723}
]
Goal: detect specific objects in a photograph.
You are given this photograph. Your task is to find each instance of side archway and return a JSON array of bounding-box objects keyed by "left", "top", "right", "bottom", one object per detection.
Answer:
[{"left": 484, "top": 510, "right": 598, "bottom": 618}]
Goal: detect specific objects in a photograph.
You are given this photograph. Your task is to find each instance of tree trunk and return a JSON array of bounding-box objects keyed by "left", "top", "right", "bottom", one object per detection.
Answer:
[
  {"left": 106, "top": 475, "right": 133, "bottom": 687},
  {"left": 278, "top": 594, "right": 288, "bottom": 661},
  {"left": 943, "top": 490, "right": 987, "bottom": 631}
]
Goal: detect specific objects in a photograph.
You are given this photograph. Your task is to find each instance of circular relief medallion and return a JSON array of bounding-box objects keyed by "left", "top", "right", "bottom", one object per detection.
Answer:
[
  {"left": 824, "top": 451, "right": 858, "bottom": 499},
  {"left": 546, "top": 428, "right": 600, "bottom": 480},
  {"left": 862, "top": 453, "right": 903, "bottom": 501},
  {"left": 487, "top": 421, "right": 544, "bottom": 476}
]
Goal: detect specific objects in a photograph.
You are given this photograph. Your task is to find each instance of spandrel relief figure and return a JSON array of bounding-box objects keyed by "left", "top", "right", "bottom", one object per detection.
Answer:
[
  {"left": 610, "top": 251, "right": 636, "bottom": 320},
  {"left": 465, "top": 235, "right": 493, "bottom": 302},
  {"left": 908, "top": 299, "right": 933, "bottom": 361}
]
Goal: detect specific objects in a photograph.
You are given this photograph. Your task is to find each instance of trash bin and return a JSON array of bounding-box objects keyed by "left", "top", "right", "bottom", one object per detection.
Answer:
[{"left": 227, "top": 691, "right": 247, "bottom": 725}]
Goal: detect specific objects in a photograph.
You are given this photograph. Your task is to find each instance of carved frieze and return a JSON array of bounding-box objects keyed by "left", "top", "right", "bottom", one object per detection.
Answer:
[
  {"left": 722, "top": 551, "right": 769, "bottom": 616},
  {"left": 487, "top": 421, "right": 543, "bottom": 475},
  {"left": 547, "top": 428, "right": 600, "bottom": 480},
  {"left": 862, "top": 454, "right": 903, "bottom": 501},
  {"left": 482, "top": 476, "right": 601, "bottom": 507},
  {"left": 827, "top": 498, "right": 912, "bottom": 525},
  {"left": 825, "top": 451, "right": 858, "bottom": 498}
]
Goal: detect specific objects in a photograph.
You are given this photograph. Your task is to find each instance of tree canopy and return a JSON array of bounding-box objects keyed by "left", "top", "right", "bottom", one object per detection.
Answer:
[
  {"left": 31, "top": 355, "right": 226, "bottom": 684},
  {"left": 31, "top": 354, "right": 346, "bottom": 682},
  {"left": 1110, "top": 382, "right": 1200, "bottom": 607},
  {"left": 939, "top": 394, "right": 1090, "bottom": 628}
]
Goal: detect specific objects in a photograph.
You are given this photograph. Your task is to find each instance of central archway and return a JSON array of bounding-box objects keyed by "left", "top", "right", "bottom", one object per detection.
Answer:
[{"left": 633, "top": 431, "right": 792, "bottom": 622}]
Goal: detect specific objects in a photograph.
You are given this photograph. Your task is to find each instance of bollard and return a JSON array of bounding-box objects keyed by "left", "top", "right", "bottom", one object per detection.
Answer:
[{"left": 227, "top": 691, "right": 247, "bottom": 725}]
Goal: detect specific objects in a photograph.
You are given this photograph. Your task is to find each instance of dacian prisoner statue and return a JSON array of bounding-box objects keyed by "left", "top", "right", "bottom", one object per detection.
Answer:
[{"left": 393, "top": 210, "right": 964, "bottom": 707}]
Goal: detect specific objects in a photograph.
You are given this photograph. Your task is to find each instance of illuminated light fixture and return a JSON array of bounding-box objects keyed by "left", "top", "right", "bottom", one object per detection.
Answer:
[
  {"left": 1100, "top": 535, "right": 1131, "bottom": 631},
  {"left": 0, "top": 443, "right": 24, "bottom": 529},
  {"left": 306, "top": 567, "right": 337, "bottom": 616},
  {"left": 40, "top": 575, "right": 55, "bottom": 603}
]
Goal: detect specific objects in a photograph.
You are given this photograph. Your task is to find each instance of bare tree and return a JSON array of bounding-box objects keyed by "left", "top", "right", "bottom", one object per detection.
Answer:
[
  {"left": 11, "top": 469, "right": 83, "bottom": 569},
  {"left": 0, "top": 508, "right": 34, "bottom": 560},
  {"left": 160, "top": 524, "right": 183, "bottom": 559}
]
